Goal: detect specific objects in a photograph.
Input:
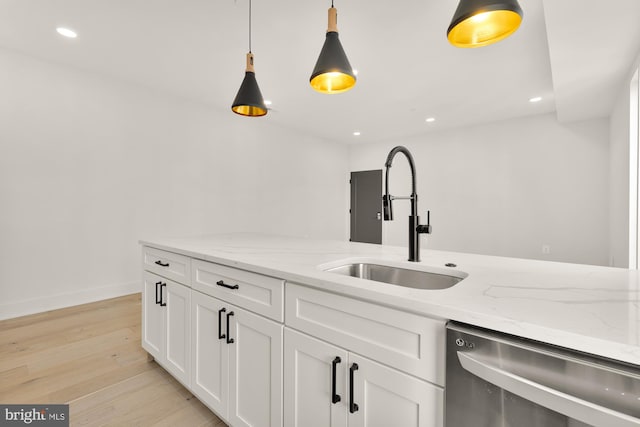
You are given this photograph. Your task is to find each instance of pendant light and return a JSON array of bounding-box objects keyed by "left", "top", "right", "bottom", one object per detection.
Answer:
[
  {"left": 309, "top": 0, "right": 356, "bottom": 94},
  {"left": 447, "top": 0, "right": 523, "bottom": 48},
  {"left": 232, "top": 0, "right": 267, "bottom": 117}
]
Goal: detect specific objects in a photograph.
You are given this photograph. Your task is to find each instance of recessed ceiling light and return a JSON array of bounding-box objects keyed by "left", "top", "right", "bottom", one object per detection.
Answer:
[
  {"left": 425, "top": 117, "right": 436, "bottom": 123},
  {"left": 56, "top": 27, "right": 77, "bottom": 38},
  {"left": 529, "top": 96, "right": 542, "bottom": 103},
  {"left": 353, "top": 131, "right": 361, "bottom": 136},
  {"left": 264, "top": 100, "right": 272, "bottom": 106}
]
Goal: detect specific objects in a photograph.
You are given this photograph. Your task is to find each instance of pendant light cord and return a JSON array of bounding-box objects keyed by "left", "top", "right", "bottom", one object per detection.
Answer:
[{"left": 248, "top": 0, "right": 252, "bottom": 53}]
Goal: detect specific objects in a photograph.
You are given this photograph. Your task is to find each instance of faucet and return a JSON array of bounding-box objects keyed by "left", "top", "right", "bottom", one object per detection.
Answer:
[{"left": 382, "top": 146, "right": 432, "bottom": 262}]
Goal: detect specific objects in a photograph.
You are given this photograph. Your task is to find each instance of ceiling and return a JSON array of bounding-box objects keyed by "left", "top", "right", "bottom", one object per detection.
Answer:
[{"left": 0, "top": 0, "right": 639, "bottom": 144}]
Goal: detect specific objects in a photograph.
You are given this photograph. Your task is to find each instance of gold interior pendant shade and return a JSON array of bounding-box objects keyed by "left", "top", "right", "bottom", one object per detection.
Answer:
[
  {"left": 447, "top": 0, "right": 523, "bottom": 48},
  {"left": 309, "top": 4, "right": 356, "bottom": 94},
  {"left": 231, "top": 0, "right": 268, "bottom": 117},
  {"left": 232, "top": 53, "right": 268, "bottom": 117}
]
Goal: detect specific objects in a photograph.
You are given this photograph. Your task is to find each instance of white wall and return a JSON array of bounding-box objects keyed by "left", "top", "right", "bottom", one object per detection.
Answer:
[
  {"left": 0, "top": 48, "right": 348, "bottom": 320},
  {"left": 609, "top": 78, "right": 632, "bottom": 268},
  {"left": 608, "top": 50, "right": 640, "bottom": 269},
  {"left": 349, "top": 113, "right": 610, "bottom": 266}
]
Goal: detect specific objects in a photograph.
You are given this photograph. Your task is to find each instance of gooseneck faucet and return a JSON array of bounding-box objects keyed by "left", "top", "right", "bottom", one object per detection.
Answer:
[{"left": 382, "top": 146, "right": 432, "bottom": 262}]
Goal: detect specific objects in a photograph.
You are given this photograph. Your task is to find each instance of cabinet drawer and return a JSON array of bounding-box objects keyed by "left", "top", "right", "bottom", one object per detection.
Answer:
[
  {"left": 285, "top": 283, "right": 446, "bottom": 385},
  {"left": 192, "top": 259, "right": 284, "bottom": 322},
  {"left": 142, "top": 246, "right": 191, "bottom": 285}
]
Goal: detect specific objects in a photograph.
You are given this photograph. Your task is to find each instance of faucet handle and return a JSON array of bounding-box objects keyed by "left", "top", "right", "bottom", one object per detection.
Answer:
[{"left": 417, "top": 211, "right": 432, "bottom": 234}]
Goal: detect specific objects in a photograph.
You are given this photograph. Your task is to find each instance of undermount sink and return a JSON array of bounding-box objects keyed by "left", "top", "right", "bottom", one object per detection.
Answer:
[{"left": 324, "top": 262, "right": 465, "bottom": 290}]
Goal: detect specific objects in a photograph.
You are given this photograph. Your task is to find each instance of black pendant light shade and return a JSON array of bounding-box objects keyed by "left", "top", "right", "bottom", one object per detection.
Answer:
[
  {"left": 310, "top": 6, "right": 356, "bottom": 94},
  {"left": 232, "top": 53, "right": 268, "bottom": 117},
  {"left": 231, "top": 0, "right": 267, "bottom": 117},
  {"left": 447, "top": 0, "right": 523, "bottom": 48}
]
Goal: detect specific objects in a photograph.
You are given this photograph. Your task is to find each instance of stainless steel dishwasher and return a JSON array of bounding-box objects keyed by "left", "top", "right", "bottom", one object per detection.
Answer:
[{"left": 446, "top": 322, "right": 640, "bottom": 427}]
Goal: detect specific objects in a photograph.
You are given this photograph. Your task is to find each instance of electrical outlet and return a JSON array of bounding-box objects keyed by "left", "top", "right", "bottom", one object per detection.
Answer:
[{"left": 542, "top": 245, "right": 551, "bottom": 254}]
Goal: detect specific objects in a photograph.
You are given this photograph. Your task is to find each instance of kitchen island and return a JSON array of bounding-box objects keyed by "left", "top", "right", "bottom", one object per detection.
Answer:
[{"left": 140, "top": 233, "right": 640, "bottom": 427}]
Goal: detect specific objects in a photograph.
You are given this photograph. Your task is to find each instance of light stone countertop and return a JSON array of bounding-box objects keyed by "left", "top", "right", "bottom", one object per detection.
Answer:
[{"left": 140, "top": 233, "right": 640, "bottom": 366}]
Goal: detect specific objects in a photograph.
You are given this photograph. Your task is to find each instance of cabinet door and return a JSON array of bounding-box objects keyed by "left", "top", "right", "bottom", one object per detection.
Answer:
[
  {"left": 191, "top": 291, "right": 229, "bottom": 419},
  {"left": 284, "top": 328, "right": 348, "bottom": 427},
  {"left": 286, "top": 283, "right": 446, "bottom": 385},
  {"left": 228, "top": 306, "right": 283, "bottom": 427},
  {"left": 347, "top": 354, "right": 444, "bottom": 427},
  {"left": 164, "top": 280, "right": 191, "bottom": 387},
  {"left": 142, "top": 271, "right": 164, "bottom": 360}
]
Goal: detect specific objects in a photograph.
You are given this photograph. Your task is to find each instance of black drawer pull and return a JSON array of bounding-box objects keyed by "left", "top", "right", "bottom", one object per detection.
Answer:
[
  {"left": 226, "top": 311, "right": 235, "bottom": 344},
  {"left": 349, "top": 363, "right": 359, "bottom": 413},
  {"left": 216, "top": 280, "right": 239, "bottom": 290},
  {"left": 155, "top": 281, "right": 162, "bottom": 304},
  {"left": 159, "top": 283, "right": 167, "bottom": 307},
  {"left": 332, "top": 356, "right": 342, "bottom": 404},
  {"left": 155, "top": 260, "right": 170, "bottom": 267},
  {"left": 218, "top": 308, "right": 226, "bottom": 340}
]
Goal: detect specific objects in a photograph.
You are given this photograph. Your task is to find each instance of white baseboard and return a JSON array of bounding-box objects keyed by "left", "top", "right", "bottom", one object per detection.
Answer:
[{"left": 0, "top": 281, "right": 142, "bottom": 321}]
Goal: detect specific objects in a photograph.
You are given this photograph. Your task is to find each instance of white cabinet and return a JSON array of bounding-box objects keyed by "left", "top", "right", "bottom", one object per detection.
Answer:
[
  {"left": 284, "top": 328, "right": 348, "bottom": 427},
  {"left": 191, "top": 291, "right": 229, "bottom": 417},
  {"left": 164, "top": 278, "right": 191, "bottom": 384},
  {"left": 142, "top": 271, "right": 191, "bottom": 387},
  {"left": 142, "top": 246, "right": 191, "bottom": 284},
  {"left": 348, "top": 353, "right": 443, "bottom": 427},
  {"left": 284, "top": 329, "right": 443, "bottom": 427},
  {"left": 142, "top": 271, "right": 164, "bottom": 358},
  {"left": 191, "top": 289, "right": 283, "bottom": 427},
  {"left": 228, "top": 301, "right": 283, "bottom": 427},
  {"left": 192, "top": 259, "right": 285, "bottom": 321},
  {"left": 142, "top": 244, "right": 446, "bottom": 427},
  {"left": 285, "top": 283, "right": 446, "bottom": 385},
  {"left": 143, "top": 250, "right": 285, "bottom": 427}
]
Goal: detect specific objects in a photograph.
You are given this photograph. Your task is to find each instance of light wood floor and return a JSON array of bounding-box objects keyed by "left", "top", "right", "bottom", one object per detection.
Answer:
[{"left": 0, "top": 293, "right": 226, "bottom": 426}]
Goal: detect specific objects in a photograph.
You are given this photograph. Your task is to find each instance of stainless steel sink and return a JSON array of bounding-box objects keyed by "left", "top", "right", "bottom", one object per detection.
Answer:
[{"left": 324, "top": 262, "right": 464, "bottom": 290}]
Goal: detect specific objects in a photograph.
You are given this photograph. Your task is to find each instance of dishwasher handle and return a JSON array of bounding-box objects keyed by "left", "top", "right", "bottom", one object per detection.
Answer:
[{"left": 457, "top": 351, "right": 640, "bottom": 427}]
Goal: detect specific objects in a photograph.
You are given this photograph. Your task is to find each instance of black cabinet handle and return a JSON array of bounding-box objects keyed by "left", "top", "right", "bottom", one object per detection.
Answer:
[
  {"left": 159, "top": 283, "right": 167, "bottom": 307},
  {"left": 332, "top": 356, "right": 342, "bottom": 404},
  {"left": 155, "top": 281, "right": 162, "bottom": 304},
  {"left": 218, "top": 308, "right": 226, "bottom": 340},
  {"left": 349, "top": 363, "right": 359, "bottom": 413},
  {"left": 216, "top": 280, "right": 239, "bottom": 290},
  {"left": 226, "top": 311, "right": 235, "bottom": 344},
  {"left": 155, "top": 260, "right": 170, "bottom": 267}
]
